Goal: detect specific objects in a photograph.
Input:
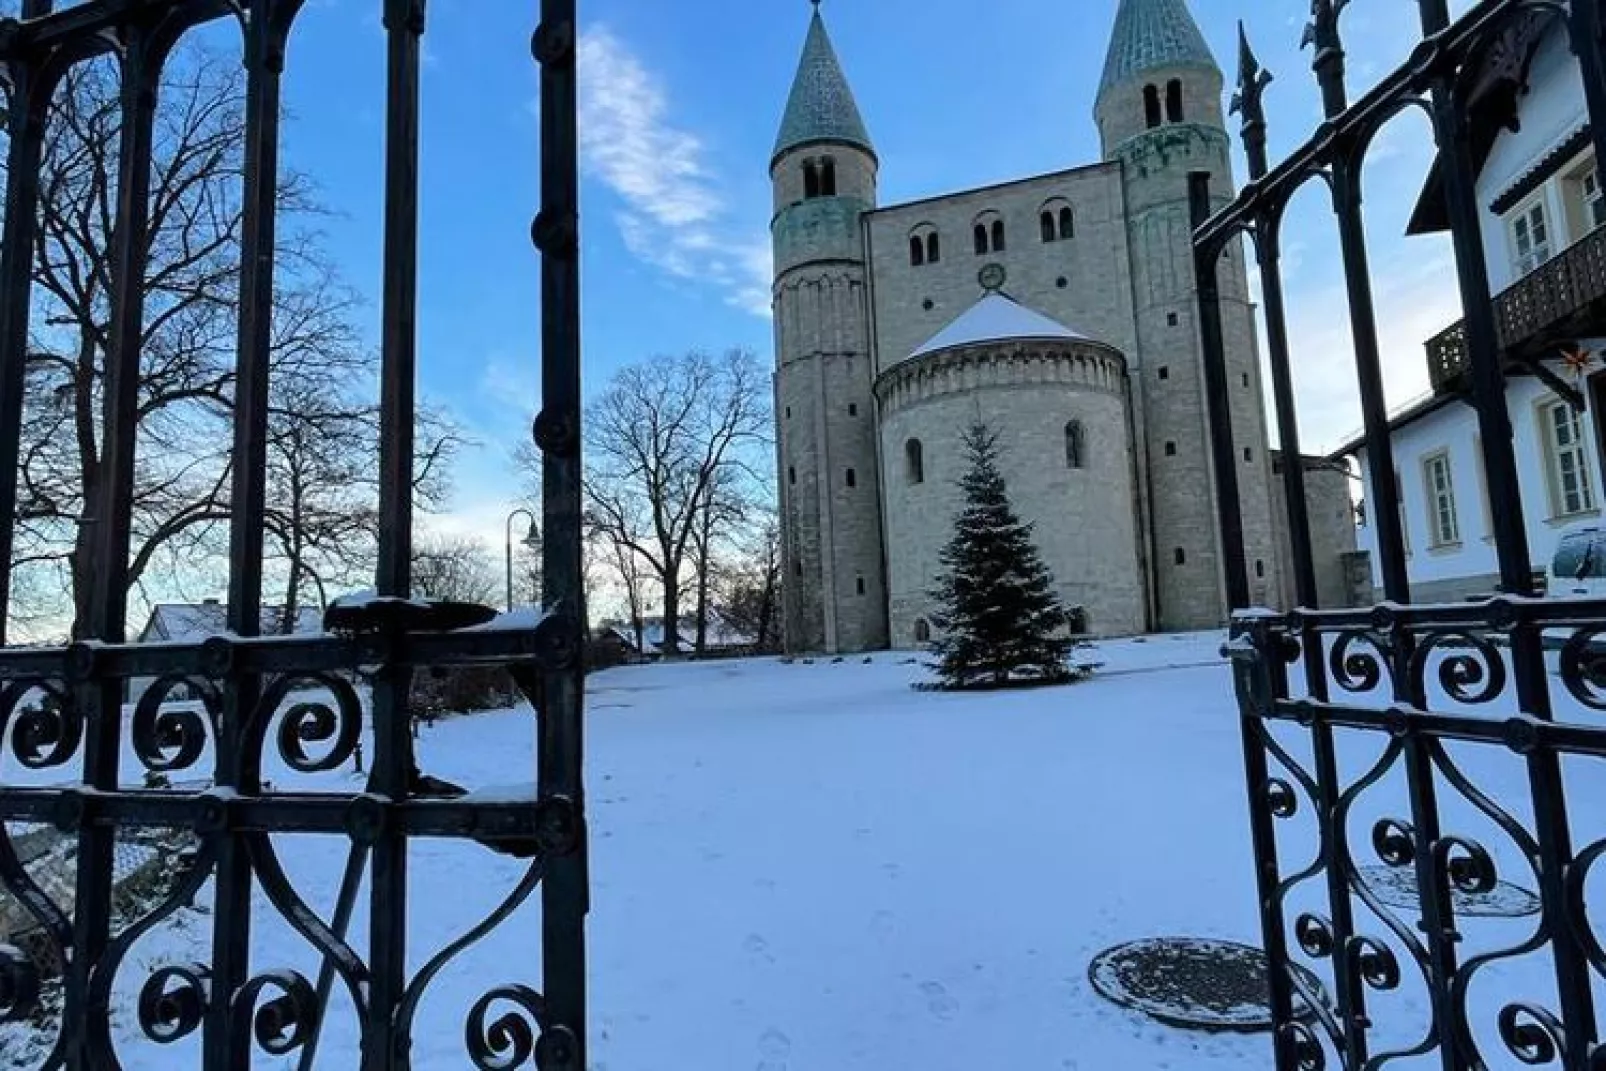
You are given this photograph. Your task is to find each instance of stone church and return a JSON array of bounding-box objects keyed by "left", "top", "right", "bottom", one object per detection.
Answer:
[{"left": 771, "top": 0, "right": 1351, "bottom": 654}]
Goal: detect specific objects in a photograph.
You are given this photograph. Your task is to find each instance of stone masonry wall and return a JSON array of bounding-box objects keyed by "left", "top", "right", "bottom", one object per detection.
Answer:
[
  {"left": 876, "top": 341, "right": 1145, "bottom": 646},
  {"left": 1099, "top": 62, "right": 1284, "bottom": 628}
]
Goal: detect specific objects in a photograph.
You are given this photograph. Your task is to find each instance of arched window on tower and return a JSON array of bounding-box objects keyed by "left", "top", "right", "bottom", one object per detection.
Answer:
[
  {"left": 910, "top": 224, "right": 940, "bottom": 266},
  {"left": 1144, "top": 84, "right": 1162, "bottom": 129},
  {"left": 803, "top": 160, "right": 820, "bottom": 199},
  {"left": 1065, "top": 421, "right": 1086, "bottom": 469},
  {"left": 1166, "top": 79, "right": 1184, "bottom": 122},
  {"left": 1059, "top": 206, "right": 1075, "bottom": 239},
  {"left": 973, "top": 223, "right": 988, "bottom": 256},
  {"left": 910, "top": 235, "right": 925, "bottom": 266},
  {"left": 991, "top": 219, "right": 1006, "bottom": 252},
  {"left": 1040, "top": 211, "right": 1057, "bottom": 243},
  {"left": 914, "top": 618, "right": 932, "bottom": 644},
  {"left": 926, "top": 232, "right": 940, "bottom": 263},
  {"left": 820, "top": 156, "right": 837, "bottom": 196},
  {"left": 906, "top": 438, "right": 925, "bottom": 484}
]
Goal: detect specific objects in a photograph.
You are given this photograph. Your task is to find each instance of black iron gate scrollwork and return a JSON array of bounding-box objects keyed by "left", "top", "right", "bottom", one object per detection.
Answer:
[
  {"left": 0, "top": 1, "right": 588, "bottom": 1068},
  {"left": 1194, "top": 1, "right": 1606, "bottom": 1068}
]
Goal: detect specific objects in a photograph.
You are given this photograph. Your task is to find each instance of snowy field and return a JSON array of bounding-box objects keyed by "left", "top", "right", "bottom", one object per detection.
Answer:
[{"left": 5, "top": 629, "right": 1605, "bottom": 1069}]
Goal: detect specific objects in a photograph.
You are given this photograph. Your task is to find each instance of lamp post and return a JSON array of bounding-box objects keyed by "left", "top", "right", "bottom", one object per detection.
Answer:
[{"left": 504, "top": 507, "right": 540, "bottom": 612}]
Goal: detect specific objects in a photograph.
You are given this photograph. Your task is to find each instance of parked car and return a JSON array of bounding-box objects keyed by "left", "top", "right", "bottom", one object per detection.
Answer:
[{"left": 1547, "top": 526, "right": 1606, "bottom": 599}]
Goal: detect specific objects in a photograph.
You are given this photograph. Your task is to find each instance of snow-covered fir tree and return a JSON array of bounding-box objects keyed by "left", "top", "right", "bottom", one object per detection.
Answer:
[{"left": 925, "top": 423, "right": 1095, "bottom": 690}]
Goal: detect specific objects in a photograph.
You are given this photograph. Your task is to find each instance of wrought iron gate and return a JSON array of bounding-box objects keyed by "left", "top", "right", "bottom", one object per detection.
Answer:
[
  {"left": 0, "top": 0, "right": 588, "bottom": 1067},
  {"left": 1197, "top": 0, "right": 1606, "bottom": 1067}
]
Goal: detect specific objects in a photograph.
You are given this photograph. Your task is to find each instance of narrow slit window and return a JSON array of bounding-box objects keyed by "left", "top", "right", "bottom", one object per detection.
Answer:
[
  {"left": 1041, "top": 212, "right": 1057, "bottom": 243},
  {"left": 820, "top": 157, "right": 837, "bottom": 196},
  {"left": 803, "top": 160, "right": 820, "bottom": 199},
  {"left": 926, "top": 232, "right": 941, "bottom": 263},
  {"left": 991, "top": 219, "right": 1006, "bottom": 252},
  {"left": 1144, "top": 84, "right": 1161, "bottom": 129},
  {"left": 906, "top": 438, "right": 925, "bottom": 484},
  {"left": 1065, "top": 421, "right": 1086, "bottom": 469},
  {"left": 1166, "top": 79, "right": 1183, "bottom": 122},
  {"left": 974, "top": 224, "right": 988, "bottom": 256},
  {"left": 1059, "top": 206, "right": 1074, "bottom": 239},
  {"left": 910, "top": 235, "right": 925, "bottom": 266}
]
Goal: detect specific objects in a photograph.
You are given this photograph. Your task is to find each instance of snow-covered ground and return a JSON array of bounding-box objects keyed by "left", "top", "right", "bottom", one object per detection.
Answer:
[{"left": 5, "top": 629, "right": 1604, "bottom": 1068}]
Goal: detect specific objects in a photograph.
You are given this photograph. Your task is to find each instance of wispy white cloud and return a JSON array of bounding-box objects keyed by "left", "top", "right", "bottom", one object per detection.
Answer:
[{"left": 576, "top": 25, "right": 772, "bottom": 317}]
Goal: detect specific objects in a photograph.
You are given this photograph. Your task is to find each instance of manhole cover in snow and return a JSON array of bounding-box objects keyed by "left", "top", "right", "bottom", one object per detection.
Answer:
[
  {"left": 1356, "top": 865, "right": 1541, "bottom": 918},
  {"left": 1088, "top": 937, "right": 1328, "bottom": 1032}
]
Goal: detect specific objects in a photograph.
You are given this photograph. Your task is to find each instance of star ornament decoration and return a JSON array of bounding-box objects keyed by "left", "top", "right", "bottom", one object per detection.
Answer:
[{"left": 1559, "top": 341, "right": 1598, "bottom": 380}]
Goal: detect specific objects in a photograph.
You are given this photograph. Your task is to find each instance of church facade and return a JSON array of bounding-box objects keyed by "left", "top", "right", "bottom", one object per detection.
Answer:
[{"left": 771, "top": 0, "right": 1344, "bottom": 654}]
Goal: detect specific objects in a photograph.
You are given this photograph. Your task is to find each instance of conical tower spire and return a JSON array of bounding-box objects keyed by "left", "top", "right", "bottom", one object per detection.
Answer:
[
  {"left": 772, "top": 4, "right": 874, "bottom": 166},
  {"left": 1098, "top": 0, "right": 1219, "bottom": 98}
]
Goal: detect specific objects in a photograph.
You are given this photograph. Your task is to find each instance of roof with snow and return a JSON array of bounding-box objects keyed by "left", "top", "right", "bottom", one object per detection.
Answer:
[
  {"left": 1099, "top": 0, "right": 1218, "bottom": 97},
  {"left": 909, "top": 292, "right": 1098, "bottom": 360},
  {"left": 772, "top": 7, "right": 874, "bottom": 164},
  {"left": 138, "top": 602, "right": 325, "bottom": 643}
]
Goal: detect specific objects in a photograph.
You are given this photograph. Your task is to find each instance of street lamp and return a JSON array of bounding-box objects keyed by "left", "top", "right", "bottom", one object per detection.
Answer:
[{"left": 504, "top": 507, "right": 540, "bottom": 612}]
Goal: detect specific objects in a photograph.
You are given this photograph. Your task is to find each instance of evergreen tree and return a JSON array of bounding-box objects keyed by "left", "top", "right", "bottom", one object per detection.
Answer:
[{"left": 925, "top": 423, "right": 1091, "bottom": 690}]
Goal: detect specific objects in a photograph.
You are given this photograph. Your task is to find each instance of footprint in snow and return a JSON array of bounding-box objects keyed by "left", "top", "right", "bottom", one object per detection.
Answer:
[
  {"left": 756, "top": 1027, "right": 792, "bottom": 1071},
  {"left": 920, "top": 980, "right": 958, "bottom": 1020},
  {"left": 743, "top": 933, "right": 775, "bottom": 964}
]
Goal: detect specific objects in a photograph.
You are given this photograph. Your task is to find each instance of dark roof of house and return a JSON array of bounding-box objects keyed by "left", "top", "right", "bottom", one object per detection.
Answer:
[
  {"left": 1326, "top": 391, "right": 1459, "bottom": 460},
  {"left": 1407, "top": 8, "right": 1564, "bottom": 236},
  {"left": 139, "top": 602, "right": 324, "bottom": 643}
]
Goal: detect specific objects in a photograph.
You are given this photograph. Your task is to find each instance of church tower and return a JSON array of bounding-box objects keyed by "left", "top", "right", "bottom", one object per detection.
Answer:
[
  {"left": 1095, "top": 0, "right": 1283, "bottom": 627},
  {"left": 771, "top": 4, "right": 888, "bottom": 654}
]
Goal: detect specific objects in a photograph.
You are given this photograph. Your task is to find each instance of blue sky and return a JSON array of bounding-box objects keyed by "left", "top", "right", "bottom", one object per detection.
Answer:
[{"left": 219, "top": 0, "right": 1475, "bottom": 543}]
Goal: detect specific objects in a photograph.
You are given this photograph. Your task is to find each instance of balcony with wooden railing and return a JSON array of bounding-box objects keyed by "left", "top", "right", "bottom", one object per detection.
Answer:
[{"left": 1426, "top": 221, "right": 1606, "bottom": 393}]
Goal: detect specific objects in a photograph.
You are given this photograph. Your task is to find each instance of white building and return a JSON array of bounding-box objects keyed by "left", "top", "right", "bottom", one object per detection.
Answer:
[{"left": 1336, "top": 10, "right": 1606, "bottom": 601}]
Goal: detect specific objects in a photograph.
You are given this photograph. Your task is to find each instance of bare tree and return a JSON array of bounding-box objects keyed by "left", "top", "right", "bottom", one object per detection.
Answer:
[
  {"left": 8, "top": 44, "right": 462, "bottom": 636},
  {"left": 410, "top": 534, "right": 501, "bottom": 607},
  {"left": 582, "top": 348, "right": 769, "bottom": 656},
  {"left": 716, "top": 514, "right": 782, "bottom": 654},
  {"left": 686, "top": 466, "right": 751, "bottom": 653}
]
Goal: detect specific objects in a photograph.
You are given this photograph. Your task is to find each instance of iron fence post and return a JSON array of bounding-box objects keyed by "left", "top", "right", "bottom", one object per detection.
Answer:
[
  {"left": 1421, "top": 2, "right": 1600, "bottom": 1061},
  {"left": 1329, "top": 157, "right": 1410, "bottom": 603},
  {"left": 369, "top": 1, "right": 426, "bottom": 1065},
  {"left": 535, "top": 0, "right": 589, "bottom": 1061},
  {"left": 1229, "top": 633, "right": 1297, "bottom": 1067},
  {"left": 1188, "top": 172, "right": 1250, "bottom": 612},
  {"left": 0, "top": 48, "right": 50, "bottom": 648}
]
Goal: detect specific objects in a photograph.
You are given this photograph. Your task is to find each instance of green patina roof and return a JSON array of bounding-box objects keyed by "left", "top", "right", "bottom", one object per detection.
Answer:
[
  {"left": 1098, "top": 0, "right": 1218, "bottom": 96},
  {"left": 772, "top": 7, "right": 873, "bottom": 164}
]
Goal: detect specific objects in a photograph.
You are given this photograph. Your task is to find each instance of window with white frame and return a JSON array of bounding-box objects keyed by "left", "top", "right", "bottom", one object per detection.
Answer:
[
  {"left": 1543, "top": 399, "right": 1597, "bottom": 517},
  {"left": 1510, "top": 196, "right": 1554, "bottom": 277},
  {"left": 1584, "top": 167, "right": 1606, "bottom": 230},
  {"left": 1422, "top": 451, "right": 1459, "bottom": 547}
]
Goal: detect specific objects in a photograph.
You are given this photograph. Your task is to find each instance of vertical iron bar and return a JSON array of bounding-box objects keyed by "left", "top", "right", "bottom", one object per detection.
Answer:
[
  {"left": 1421, "top": 2, "right": 1598, "bottom": 1061},
  {"left": 1232, "top": 641, "right": 1296, "bottom": 1068},
  {"left": 72, "top": 21, "right": 161, "bottom": 1069},
  {"left": 376, "top": 0, "right": 421, "bottom": 600},
  {"left": 1254, "top": 219, "right": 1320, "bottom": 610},
  {"left": 1256, "top": 212, "right": 1368, "bottom": 1066},
  {"left": 211, "top": 3, "right": 292, "bottom": 1065},
  {"left": 535, "top": 0, "right": 588, "bottom": 1060},
  {"left": 1188, "top": 172, "right": 1249, "bottom": 611},
  {"left": 0, "top": 41, "right": 50, "bottom": 647},
  {"left": 369, "top": 1, "right": 424, "bottom": 1066},
  {"left": 1329, "top": 159, "right": 1410, "bottom": 603}
]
